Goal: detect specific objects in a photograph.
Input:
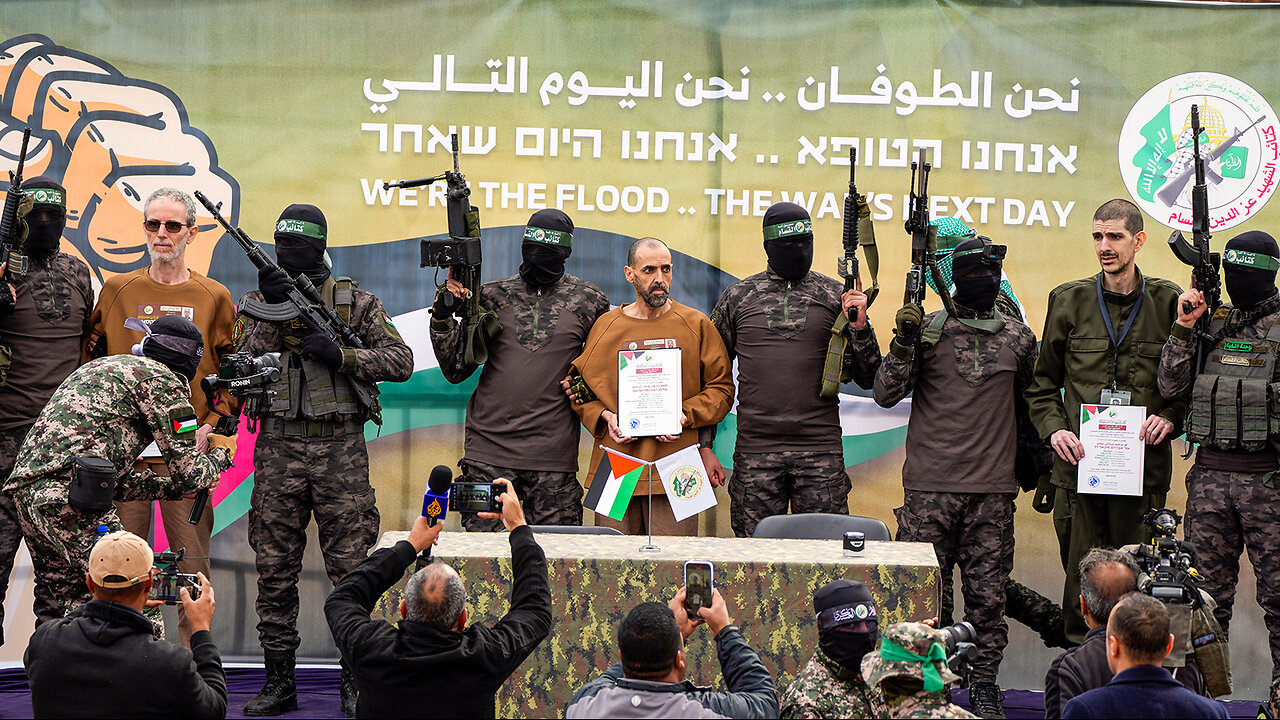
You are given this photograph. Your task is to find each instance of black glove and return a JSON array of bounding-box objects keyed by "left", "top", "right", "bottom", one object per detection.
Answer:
[
  {"left": 301, "top": 332, "right": 343, "bottom": 370},
  {"left": 259, "top": 265, "right": 292, "bottom": 304},
  {"left": 1032, "top": 474, "right": 1055, "bottom": 513},
  {"left": 431, "top": 285, "right": 461, "bottom": 321},
  {"left": 0, "top": 280, "right": 14, "bottom": 317},
  {"left": 894, "top": 303, "right": 924, "bottom": 344}
]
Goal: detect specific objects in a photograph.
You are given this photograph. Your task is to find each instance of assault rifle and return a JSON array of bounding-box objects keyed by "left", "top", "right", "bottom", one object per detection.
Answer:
[
  {"left": 385, "top": 133, "right": 497, "bottom": 371},
  {"left": 837, "top": 148, "right": 862, "bottom": 322},
  {"left": 1166, "top": 105, "right": 1221, "bottom": 377},
  {"left": 1156, "top": 112, "right": 1266, "bottom": 208},
  {"left": 901, "top": 149, "right": 955, "bottom": 338},
  {"left": 193, "top": 190, "right": 382, "bottom": 421},
  {"left": 0, "top": 127, "right": 32, "bottom": 277}
]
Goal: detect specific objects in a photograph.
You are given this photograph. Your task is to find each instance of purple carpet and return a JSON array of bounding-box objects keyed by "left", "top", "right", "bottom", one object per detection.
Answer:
[
  {"left": 0, "top": 667, "right": 1263, "bottom": 718},
  {"left": 0, "top": 665, "right": 346, "bottom": 719}
]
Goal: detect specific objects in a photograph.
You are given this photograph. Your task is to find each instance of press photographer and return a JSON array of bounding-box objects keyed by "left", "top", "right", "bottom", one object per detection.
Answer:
[
  {"left": 24, "top": 531, "right": 226, "bottom": 719},
  {"left": 325, "top": 475, "right": 551, "bottom": 719}
]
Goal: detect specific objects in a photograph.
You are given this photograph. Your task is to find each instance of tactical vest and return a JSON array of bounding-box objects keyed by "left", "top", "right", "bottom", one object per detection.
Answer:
[
  {"left": 267, "top": 277, "right": 370, "bottom": 420},
  {"left": 1185, "top": 308, "right": 1280, "bottom": 453}
]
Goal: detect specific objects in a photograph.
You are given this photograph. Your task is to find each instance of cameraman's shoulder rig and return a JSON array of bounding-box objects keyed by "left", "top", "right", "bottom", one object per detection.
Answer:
[
  {"left": 1185, "top": 308, "right": 1280, "bottom": 461},
  {"left": 256, "top": 277, "right": 382, "bottom": 425}
]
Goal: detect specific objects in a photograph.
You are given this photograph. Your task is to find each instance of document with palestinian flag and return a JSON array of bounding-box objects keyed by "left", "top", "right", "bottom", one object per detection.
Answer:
[
  {"left": 584, "top": 446, "right": 649, "bottom": 521},
  {"left": 653, "top": 444, "right": 718, "bottom": 522},
  {"left": 1077, "top": 403, "right": 1144, "bottom": 497}
]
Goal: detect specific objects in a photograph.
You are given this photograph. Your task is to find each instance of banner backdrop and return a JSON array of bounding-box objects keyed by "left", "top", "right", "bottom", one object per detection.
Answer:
[{"left": 2, "top": 0, "right": 1277, "bottom": 697}]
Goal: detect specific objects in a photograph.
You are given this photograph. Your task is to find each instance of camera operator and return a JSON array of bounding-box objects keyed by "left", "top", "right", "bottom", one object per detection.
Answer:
[
  {"left": 4, "top": 315, "right": 233, "bottom": 630},
  {"left": 567, "top": 586, "right": 778, "bottom": 718},
  {"left": 324, "top": 478, "right": 551, "bottom": 719},
  {"left": 1062, "top": 593, "right": 1226, "bottom": 719},
  {"left": 781, "top": 579, "right": 888, "bottom": 718},
  {"left": 24, "top": 530, "right": 226, "bottom": 719},
  {"left": 860, "top": 621, "right": 976, "bottom": 719}
]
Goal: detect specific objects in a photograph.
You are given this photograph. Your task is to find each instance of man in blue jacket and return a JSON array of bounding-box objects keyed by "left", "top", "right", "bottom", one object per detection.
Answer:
[
  {"left": 324, "top": 479, "right": 551, "bottom": 719},
  {"left": 1063, "top": 592, "right": 1226, "bottom": 719},
  {"left": 567, "top": 586, "right": 778, "bottom": 718}
]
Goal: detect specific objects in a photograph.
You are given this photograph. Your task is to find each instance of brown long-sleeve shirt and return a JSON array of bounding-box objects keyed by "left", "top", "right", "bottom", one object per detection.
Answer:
[{"left": 570, "top": 301, "right": 734, "bottom": 495}]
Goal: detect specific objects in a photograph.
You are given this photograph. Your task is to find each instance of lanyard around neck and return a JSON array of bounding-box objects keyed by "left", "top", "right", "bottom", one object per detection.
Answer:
[{"left": 1096, "top": 274, "right": 1145, "bottom": 390}]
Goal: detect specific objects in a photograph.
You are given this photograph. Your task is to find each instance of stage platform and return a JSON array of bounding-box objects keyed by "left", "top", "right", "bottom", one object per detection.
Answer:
[{"left": 0, "top": 664, "right": 1261, "bottom": 718}]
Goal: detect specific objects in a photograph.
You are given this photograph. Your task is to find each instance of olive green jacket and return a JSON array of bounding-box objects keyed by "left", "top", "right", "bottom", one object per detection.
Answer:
[{"left": 1025, "top": 270, "right": 1186, "bottom": 491}]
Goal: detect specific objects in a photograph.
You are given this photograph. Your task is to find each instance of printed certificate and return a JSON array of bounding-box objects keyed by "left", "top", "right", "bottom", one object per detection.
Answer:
[
  {"left": 1077, "top": 404, "right": 1145, "bottom": 496},
  {"left": 617, "top": 348, "right": 682, "bottom": 437}
]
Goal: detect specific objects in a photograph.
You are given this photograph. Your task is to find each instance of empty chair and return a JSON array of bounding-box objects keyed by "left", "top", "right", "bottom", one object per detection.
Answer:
[{"left": 751, "top": 513, "right": 891, "bottom": 541}]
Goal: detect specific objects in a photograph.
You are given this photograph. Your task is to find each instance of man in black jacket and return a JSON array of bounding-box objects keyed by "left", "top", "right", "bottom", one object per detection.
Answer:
[
  {"left": 24, "top": 530, "right": 226, "bottom": 719},
  {"left": 325, "top": 478, "right": 551, "bottom": 719},
  {"left": 1044, "top": 548, "right": 1204, "bottom": 718},
  {"left": 566, "top": 586, "right": 779, "bottom": 718}
]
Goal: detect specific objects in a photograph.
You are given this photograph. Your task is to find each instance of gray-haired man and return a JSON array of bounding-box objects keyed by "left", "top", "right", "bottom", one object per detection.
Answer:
[{"left": 325, "top": 479, "right": 552, "bottom": 719}]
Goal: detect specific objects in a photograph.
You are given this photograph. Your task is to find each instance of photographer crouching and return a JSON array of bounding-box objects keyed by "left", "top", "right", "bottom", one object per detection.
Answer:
[
  {"left": 24, "top": 530, "right": 226, "bottom": 719},
  {"left": 324, "top": 477, "right": 551, "bottom": 719}
]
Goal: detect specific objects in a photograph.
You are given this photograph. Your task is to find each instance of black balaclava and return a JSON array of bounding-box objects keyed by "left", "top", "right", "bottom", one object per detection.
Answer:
[
  {"left": 519, "top": 209, "right": 573, "bottom": 288},
  {"left": 1223, "top": 230, "right": 1280, "bottom": 310},
  {"left": 22, "top": 177, "right": 67, "bottom": 259},
  {"left": 127, "top": 314, "right": 204, "bottom": 382},
  {"left": 762, "top": 202, "right": 814, "bottom": 281},
  {"left": 951, "top": 236, "right": 1004, "bottom": 311},
  {"left": 814, "top": 580, "right": 879, "bottom": 672},
  {"left": 274, "top": 204, "right": 330, "bottom": 285}
]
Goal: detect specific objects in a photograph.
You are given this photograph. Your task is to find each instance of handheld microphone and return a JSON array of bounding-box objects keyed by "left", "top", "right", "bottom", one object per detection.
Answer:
[{"left": 422, "top": 465, "right": 453, "bottom": 527}]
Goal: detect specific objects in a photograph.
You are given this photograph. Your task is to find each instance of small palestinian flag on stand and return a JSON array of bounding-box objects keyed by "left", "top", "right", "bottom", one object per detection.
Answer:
[{"left": 583, "top": 446, "right": 648, "bottom": 521}]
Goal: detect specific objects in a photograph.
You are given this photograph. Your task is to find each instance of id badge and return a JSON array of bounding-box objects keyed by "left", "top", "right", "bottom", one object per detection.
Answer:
[{"left": 1101, "top": 389, "right": 1131, "bottom": 406}]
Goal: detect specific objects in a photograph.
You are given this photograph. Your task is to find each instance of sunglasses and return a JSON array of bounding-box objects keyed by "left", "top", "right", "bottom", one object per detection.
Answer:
[{"left": 143, "top": 219, "right": 190, "bottom": 233}]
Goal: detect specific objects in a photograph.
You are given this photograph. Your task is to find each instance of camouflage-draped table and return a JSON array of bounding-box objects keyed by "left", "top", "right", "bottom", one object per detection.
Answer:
[{"left": 372, "top": 532, "right": 939, "bottom": 718}]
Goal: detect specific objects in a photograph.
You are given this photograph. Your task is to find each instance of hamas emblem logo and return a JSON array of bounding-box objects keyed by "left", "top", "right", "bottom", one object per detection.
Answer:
[
  {"left": 1119, "top": 72, "right": 1277, "bottom": 234},
  {"left": 669, "top": 465, "right": 704, "bottom": 500}
]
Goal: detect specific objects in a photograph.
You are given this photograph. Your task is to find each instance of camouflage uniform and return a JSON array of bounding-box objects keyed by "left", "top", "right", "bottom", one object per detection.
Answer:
[
  {"left": 430, "top": 273, "right": 609, "bottom": 531},
  {"left": 235, "top": 278, "right": 412, "bottom": 652},
  {"left": 1157, "top": 296, "right": 1280, "bottom": 703},
  {"left": 780, "top": 646, "right": 890, "bottom": 719},
  {"left": 862, "top": 622, "right": 977, "bottom": 719},
  {"left": 874, "top": 305, "right": 1039, "bottom": 684},
  {"left": 3, "top": 355, "right": 231, "bottom": 624},
  {"left": 710, "top": 269, "right": 881, "bottom": 537},
  {"left": 0, "top": 251, "right": 94, "bottom": 641}
]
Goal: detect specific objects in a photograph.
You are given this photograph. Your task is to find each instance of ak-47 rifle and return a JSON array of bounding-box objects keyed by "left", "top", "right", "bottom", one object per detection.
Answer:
[
  {"left": 1156, "top": 112, "right": 1266, "bottom": 208},
  {"left": 837, "top": 148, "right": 862, "bottom": 322},
  {"left": 193, "top": 190, "right": 382, "bottom": 421},
  {"left": 1166, "top": 104, "right": 1221, "bottom": 379},
  {"left": 385, "top": 133, "right": 497, "bottom": 372},
  {"left": 0, "top": 127, "right": 32, "bottom": 277}
]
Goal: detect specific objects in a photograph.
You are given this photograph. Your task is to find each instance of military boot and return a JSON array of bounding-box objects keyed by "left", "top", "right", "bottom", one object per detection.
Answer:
[
  {"left": 340, "top": 667, "right": 358, "bottom": 718},
  {"left": 968, "top": 680, "right": 1006, "bottom": 719},
  {"left": 244, "top": 650, "right": 298, "bottom": 716}
]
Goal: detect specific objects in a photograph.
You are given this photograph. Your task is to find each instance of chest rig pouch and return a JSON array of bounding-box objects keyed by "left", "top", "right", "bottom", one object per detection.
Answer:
[
  {"left": 69, "top": 456, "right": 116, "bottom": 514},
  {"left": 1186, "top": 310, "right": 1280, "bottom": 452},
  {"left": 267, "top": 277, "right": 375, "bottom": 421}
]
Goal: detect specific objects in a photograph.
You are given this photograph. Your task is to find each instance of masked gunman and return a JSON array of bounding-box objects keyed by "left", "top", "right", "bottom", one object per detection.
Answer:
[
  {"left": 874, "top": 237, "right": 1039, "bottom": 719},
  {"left": 1158, "top": 229, "right": 1280, "bottom": 718},
  {"left": 0, "top": 177, "right": 94, "bottom": 642},
  {"left": 233, "top": 204, "right": 413, "bottom": 717},
  {"left": 707, "top": 202, "right": 880, "bottom": 537},
  {"left": 431, "top": 210, "right": 609, "bottom": 530}
]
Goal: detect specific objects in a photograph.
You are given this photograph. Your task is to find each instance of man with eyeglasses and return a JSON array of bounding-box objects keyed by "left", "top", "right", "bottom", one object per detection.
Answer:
[
  {"left": 83, "top": 186, "right": 236, "bottom": 648},
  {"left": 0, "top": 176, "right": 95, "bottom": 646}
]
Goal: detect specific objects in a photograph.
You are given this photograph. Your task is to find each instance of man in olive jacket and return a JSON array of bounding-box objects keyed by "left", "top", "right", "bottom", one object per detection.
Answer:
[{"left": 1025, "top": 199, "right": 1185, "bottom": 644}]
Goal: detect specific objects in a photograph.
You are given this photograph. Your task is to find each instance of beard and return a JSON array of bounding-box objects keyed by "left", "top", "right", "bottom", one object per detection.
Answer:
[
  {"left": 147, "top": 236, "right": 189, "bottom": 265},
  {"left": 636, "top": 280, "right": 669, "bottom": 307}
]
